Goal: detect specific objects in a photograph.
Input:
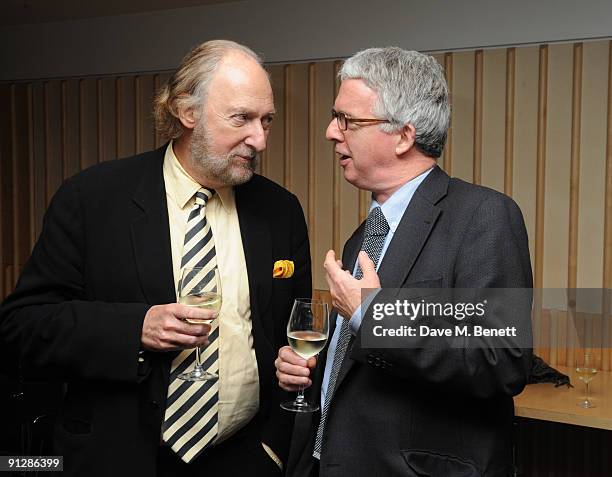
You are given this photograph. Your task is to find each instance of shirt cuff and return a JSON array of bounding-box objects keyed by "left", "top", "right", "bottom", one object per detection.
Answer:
[{"left": 348, "top": 289, "right": 380, "bottom": 335}]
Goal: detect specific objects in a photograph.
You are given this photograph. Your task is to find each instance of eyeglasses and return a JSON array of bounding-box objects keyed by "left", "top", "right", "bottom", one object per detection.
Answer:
[{"left": 331, "top": 109, "right": 390, "bottom": 131}]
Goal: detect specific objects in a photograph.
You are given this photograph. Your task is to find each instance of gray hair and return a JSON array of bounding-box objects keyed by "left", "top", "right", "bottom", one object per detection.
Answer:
[
  {"left": 154, "top": 39, "right": 263, "bottom": 140},
  {"left": 340, "top": 47, "right": 450, "bottom": 158}
]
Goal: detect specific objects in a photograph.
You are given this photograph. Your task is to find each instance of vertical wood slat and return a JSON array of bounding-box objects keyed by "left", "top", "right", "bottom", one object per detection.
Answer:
[
  {"left": 27, "top": 85, "right": 35, "bottom": 248},
  {"left": 135, "top": 76, "right": 143, "bottom": 154},
  {"left": 535, "top": 45, "right": 548, "bottom": 290},
  {"left": 504, "top": 48, "right": 515, "bottom": 196},
  {"left": 308, "top": 63, "right": 317, "bottom": 272},
  {"left": 311, "top": 62, "right": 335, "bottom": 289},
  {"left": 116, "top": 77, "right": 121, "bottom": 159},
  {"left": 0, "top": 84, "right": 9, "bottom": 299},
  {"left": 263, "top": 65, "right": 285, "bottom": 185},
  {"left": 10, "top": 85, "right": 19, "bottom": 284},
  {"left": 568, "top": 43, "right": 583, "bottom": 290},
  {"left": 96, "top": 79, "right": 103, "bottom": 163},
  {"left": 450, "top": 51, "right": 475, "bottom": 183},
  {"left": 604, "top": 41, "right": 612, "bottom": 372},
  {"left": 473, "top": 50, "right": 483, "bottom": 185}
]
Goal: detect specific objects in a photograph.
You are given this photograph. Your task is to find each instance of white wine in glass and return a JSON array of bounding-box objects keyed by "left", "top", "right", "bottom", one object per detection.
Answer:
[
  {"left": 281, "top": 299, "right": 329, "bottom": 413},
  {"left": 287, "top": 331, "right": 328, "bottom": 359},
  {"left": 576, "top": 352, "right": 598, "bottom": 408},
  {"left": 177, "top": 266, "right": 222, "bottom": 381}
]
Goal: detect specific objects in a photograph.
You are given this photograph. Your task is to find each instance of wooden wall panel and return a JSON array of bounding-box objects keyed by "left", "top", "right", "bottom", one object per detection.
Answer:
[
  {"left": 98, "top": 78, "right": 117, "bottom": 162},
  {"left": 481, "top": 49, "right": 506, "bottom": 193},
  {"left": 285, "top": 64, "right": 310, "bottom": 216},
  {"left": 30, "top": 83, "right": 46, "bottom": 239},
  {"left": 135, "top": 75, "right": 155, "bottom": 154},
  {"left": 116, "top": 77, "right": 136, "bottom": 158},
  {"left": 543, "top": 44, "right": 573, "bottom": 290},
  {"left": 263, "top": 65, "right": 285, "bottom": 185},
  {"left": 577, "top": 42, "right": 608, "bottom": 289},
  {"left": 11, "top": 85, "right": 31, "bottom": 276},
  {"left": 310, "top": 62, "right": 335, "bottom": 289},
  {"left": 153, "top": 73, "right": 171, "bottom": 150},
  {"left": 513, "top": 46, "right": 539, "bottom": 273},
  {"left": 0, "top": 84, "right": 11, "bottom": 295},
  {"left": 61, "top": 80, "right": 80, "bottom": 179},
  {"left": 43, "top": 81, "right": 63, "bottom": 207},
  {"left": 450, "top": 51, "right": 475, "bottom": 183},
  {"left": 79, "top": 79, "right": 99, "bottom": 169}
]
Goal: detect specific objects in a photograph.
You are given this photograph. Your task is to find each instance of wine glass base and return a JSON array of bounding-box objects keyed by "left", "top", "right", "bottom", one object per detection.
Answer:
[
  {"left": 577, "top": 400, "right": 595, "bottom": 408},
  {"left": 280, "top": 400, "right": 319, "bottom": 413},
  {"left": 178, "top": 369, "right": 218, "bottom": 382}
]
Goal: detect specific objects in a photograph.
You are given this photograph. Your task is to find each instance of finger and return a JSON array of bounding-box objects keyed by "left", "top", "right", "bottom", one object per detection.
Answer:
[
  {"left": 324, "top": 250, "right": 340, "bottom": 272},
  {"left": 276, "top": 359, "right": 311, "bottom": 377},
  {"left": 173, "top": 320, "right": 212, "bottom": 337},
  {"left": 278, "top": 346, "right": 307, "bottom": 366},
  {"left": 276, "top": 370, "right": 312, "bottom": 388},
  {"left": 174, "top": 304, "right": 218, "bottom": 322},
  {"left": 358, "top": 251, "right": 376, "bottom": 275}
]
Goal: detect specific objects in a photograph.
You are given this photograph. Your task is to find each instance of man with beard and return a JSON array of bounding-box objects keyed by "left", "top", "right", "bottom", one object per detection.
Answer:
[{"left": 0, "top": 40, "right": 311, "bottom": 477}]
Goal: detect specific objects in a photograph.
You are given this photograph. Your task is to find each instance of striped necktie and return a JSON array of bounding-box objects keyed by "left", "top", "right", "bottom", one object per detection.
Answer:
[
  {"left": 162, "top": 187, "right": 220, "bottom": 463},
  {"left": 313, "top": 206, "right": 389, "bottom": 458}
]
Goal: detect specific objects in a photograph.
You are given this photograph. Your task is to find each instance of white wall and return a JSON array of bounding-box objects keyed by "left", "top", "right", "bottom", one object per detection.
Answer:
[{"left": 1, "top": 0, "right": 611, "bottom": 81}]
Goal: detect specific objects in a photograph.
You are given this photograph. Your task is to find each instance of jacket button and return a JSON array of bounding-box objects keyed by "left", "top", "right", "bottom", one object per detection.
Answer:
[{"left": 150, "top": 400, "right": 159, "bottom": 409}]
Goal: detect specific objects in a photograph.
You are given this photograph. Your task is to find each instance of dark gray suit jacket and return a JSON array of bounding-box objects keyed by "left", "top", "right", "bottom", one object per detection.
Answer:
[{"left": 287, "top": 166, "right": 533, "bottom": 477}]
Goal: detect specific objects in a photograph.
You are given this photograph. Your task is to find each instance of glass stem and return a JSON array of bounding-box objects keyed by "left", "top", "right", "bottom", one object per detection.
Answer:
[
  {"left": 585, "top": 381, "right": 590, "bottom": 403},
  {"left": 296, "top": 385, "right": 305, "bottom": 403},
  {"left": 195, "top": 346, "right": 203, "bottom": 370}
]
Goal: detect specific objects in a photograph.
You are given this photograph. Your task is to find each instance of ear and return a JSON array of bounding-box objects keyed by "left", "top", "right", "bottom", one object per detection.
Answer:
[
  {"left": 395, "top": 123, "right": 416, "bottom": 156},
  {"left": 177, "top": 98, "right": 198, "bottom": 131}
]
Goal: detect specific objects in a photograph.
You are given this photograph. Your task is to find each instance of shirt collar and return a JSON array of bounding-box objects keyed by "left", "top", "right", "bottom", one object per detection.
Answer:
[
  {"left": 370, "top": 167, "right": 434, "bottom": 232},
  {"left": 163, "top": 141, "right": 233, "bottom": 213}
]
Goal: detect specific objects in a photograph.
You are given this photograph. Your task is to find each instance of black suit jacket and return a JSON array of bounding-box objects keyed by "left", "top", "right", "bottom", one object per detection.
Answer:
[
  {"left": 0, "top": 146, "right": 312, "bottom": 476},
  {"left": 288, "top": 166, "right": 533, "bottom": 477}
]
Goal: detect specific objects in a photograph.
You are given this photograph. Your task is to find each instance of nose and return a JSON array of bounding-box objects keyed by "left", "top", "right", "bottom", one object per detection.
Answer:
[
  {"left": 326, "top": 118, "right": 343, "bottom": 142},
  {"left": 244, "top": 121, "right": 268, "bottom": 152}
]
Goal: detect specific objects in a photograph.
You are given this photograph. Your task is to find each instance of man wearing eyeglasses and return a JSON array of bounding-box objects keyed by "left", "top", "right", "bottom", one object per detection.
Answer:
[{"left": 276, "top": 47, "right": 532, "bottom": 476}]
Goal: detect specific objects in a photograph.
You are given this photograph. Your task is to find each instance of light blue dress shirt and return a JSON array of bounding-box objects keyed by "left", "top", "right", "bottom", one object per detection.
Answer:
[{"left": 320, "top": 168, "right": 433, "bottom": 407}]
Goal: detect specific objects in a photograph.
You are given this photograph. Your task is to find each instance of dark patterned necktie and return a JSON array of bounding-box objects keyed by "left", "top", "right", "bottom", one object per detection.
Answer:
[
  {"left": 313, "top": 206, "right": 390, "bottom": 458},
  {"left": 162, "top": 187, "right": 219, "bottom": 463}
]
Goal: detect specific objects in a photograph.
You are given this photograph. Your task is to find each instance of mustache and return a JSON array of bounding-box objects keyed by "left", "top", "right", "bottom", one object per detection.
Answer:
[{"left": 232, "top": 147, "right": 257, "bottom": 159}]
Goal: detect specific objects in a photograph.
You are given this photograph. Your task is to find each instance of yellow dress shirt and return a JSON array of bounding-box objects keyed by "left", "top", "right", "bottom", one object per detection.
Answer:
[{"left": 163, "top": 142, "right": 259, "bottom": 445}]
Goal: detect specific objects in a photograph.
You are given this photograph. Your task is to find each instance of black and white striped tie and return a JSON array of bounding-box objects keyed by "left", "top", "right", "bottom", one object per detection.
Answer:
[
  {"left": 313, "top": 206, "right": 389, "bottom": 458},
  {"left": 162, "top": 187, "right": 219, "bottom": 463}
]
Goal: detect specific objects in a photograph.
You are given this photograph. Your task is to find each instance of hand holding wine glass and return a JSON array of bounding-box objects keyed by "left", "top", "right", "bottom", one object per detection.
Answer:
[
  {"left": 281, "top": 298, "right": 329, "bottom": 413},
  {"left": 177, "top": 266, "right": 222, "bottom": 382},
  {"left": 576, "top": 352, "right": 598, "bottom": 408}
]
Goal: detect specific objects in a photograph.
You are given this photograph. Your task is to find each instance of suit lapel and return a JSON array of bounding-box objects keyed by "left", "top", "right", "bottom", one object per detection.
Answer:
[
  {"left": 336, "top": 166, "right": 449, "bottom": 389},
  {"left": 130, "top": 149, "right": 176, "bottom": 307},
  {"left": 235, "top": 179, "right": 273, "bottom": 341}
]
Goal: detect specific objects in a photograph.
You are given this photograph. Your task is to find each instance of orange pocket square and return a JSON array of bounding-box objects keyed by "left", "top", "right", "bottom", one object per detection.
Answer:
[{"left": 273, "top": 260, "right": 294, "bottom": 278}]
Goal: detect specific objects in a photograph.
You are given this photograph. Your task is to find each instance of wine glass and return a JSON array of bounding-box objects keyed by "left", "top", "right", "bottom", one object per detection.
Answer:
[
  {"left": 281, "top": 298, "right": 329, "bottom": 413},
  {"left": 575, "top": 352, "right": 598, "bottom": 408},
  {"left": 177, "top": 266, "right": 222, "bottom": 382}
]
